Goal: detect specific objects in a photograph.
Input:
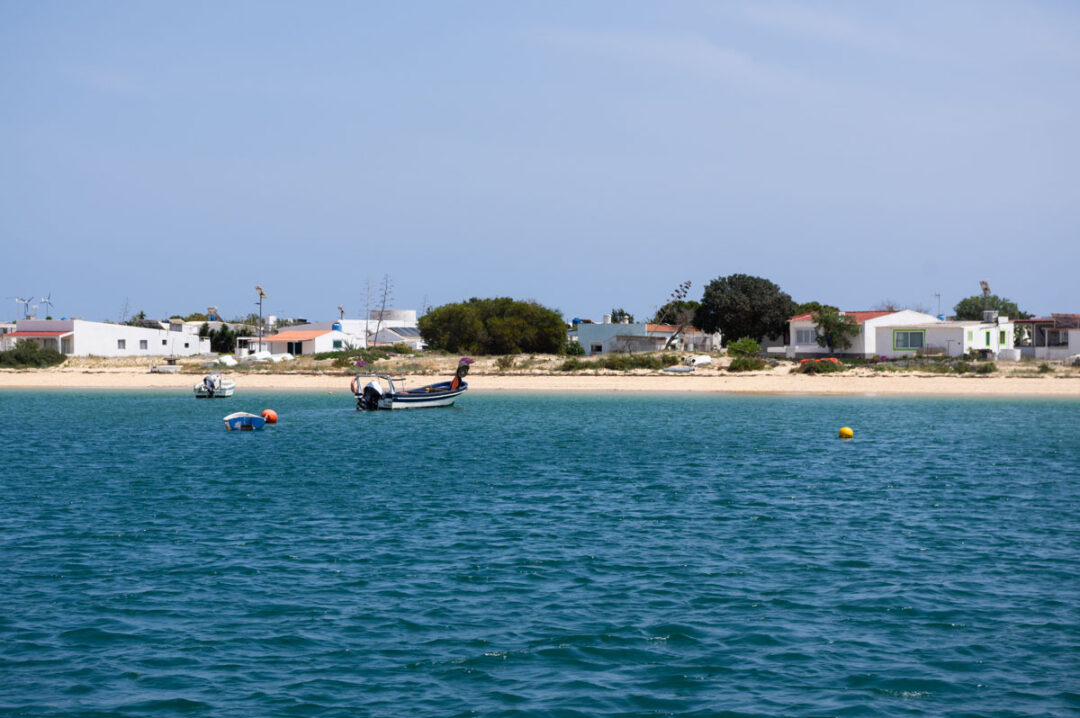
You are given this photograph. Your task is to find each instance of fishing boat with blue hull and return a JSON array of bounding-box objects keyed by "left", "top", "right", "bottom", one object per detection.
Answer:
[
  {"left": 352, "top": 358, "right": 471, "bottom": 411},
  {"left": 223, "top": 412, "right": 265, "bottom": 431}
]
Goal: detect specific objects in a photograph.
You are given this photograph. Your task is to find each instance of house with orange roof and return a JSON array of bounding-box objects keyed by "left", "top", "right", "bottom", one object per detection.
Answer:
[{"left": 257, "top": 328, "right": 352, "bottom": 356}]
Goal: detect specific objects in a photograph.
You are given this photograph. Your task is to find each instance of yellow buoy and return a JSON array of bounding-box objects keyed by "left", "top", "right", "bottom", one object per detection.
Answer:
[{"left": 838, "top": 426, "right": 853, "bottom": 439}]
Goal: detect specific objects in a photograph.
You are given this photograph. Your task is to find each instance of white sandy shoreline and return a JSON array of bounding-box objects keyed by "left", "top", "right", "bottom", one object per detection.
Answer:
[{"left": 1, "top": 368, "right": 1078, "bottom": 398}]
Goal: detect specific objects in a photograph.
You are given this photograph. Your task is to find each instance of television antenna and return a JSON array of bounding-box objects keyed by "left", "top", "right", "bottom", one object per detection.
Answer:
[
  {"left": 40, "top": 292, "right": 54, "bottom": 317},
  {"left": 979, "top": 280, "right": 991, "bottom": 297},
  {"left": 338, "top": 305, "right": 345, "bottom": 320}
]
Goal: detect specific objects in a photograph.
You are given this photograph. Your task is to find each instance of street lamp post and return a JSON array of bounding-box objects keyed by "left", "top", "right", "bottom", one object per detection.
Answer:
[{"left": 255, "top": 285, "right": 267, "bottom": 352}]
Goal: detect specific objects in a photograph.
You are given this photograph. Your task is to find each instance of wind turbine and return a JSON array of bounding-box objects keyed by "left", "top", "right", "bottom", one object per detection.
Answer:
[
  {"left": 40, "top": 293, "right": 54, "bottom": 317},
  {"left": 338, "top": 305, "right": 345, "bottom": 320},
  {"left": 15, "top": 296, "right": 33, "bottom": 318}
]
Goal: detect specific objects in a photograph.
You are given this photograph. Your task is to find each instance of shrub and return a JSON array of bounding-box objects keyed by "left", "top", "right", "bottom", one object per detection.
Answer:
[
  {"left": 558, "top": 353, "right": 679, "bottom": 372},
  {"left": 564, "top": 340, "right": 586, "bottom": 356},
  {"left": 953, "top": 362, "right": 971, "bottom": 374},
  {"left": 728, "top": 356, "right": 766, "bottom": 372},
  {"left": 727, "top": 337, "right": 762, "bottom": 358},
  {"left": 0, "top": 340, "right": 66, "bottom": 368},
  {"left": 1038, "top": 362, "right": 1053, "bottom": 373},
  {"left": 495, "top": 354, "right": 517, "bottom": 371},
  {"left": 798, "top": 359, "right": 847, "bottom": 374},
  {"left": 972, "top": 361, "right": 997, "bottom": 374}
]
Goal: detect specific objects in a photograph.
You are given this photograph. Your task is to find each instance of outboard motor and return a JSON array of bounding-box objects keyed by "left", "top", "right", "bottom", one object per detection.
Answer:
[
  {"left": 203, "top": 375, "right": 215, "bottom": 397},
  {"left": 358, "top": 380, "right": 383, "bottom": 411},
  {"left": 455, "top": 361, "right": 470, "bottom": 380}
]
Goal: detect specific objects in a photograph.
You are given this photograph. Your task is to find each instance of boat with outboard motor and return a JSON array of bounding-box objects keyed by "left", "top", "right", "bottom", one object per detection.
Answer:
[
  {"left": 194, "top": 373, "right": 235, "bottom": 398},
  {"left": 351, "top": 358, "right": 471, "bottom": 410}
]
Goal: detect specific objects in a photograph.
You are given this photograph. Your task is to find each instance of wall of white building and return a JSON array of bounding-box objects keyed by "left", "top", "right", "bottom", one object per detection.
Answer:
[
  {"left": 262, "top": 331, "right": 350, "bottom": 356},
  {"left": 9, "top": 319, "right": 210, "bottom": 357},
  {"left": 873, "top": 320, "right": 1015, "bottom": 359}
]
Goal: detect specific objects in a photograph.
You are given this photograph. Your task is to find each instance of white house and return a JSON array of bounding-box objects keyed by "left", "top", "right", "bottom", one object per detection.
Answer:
[
  {"left": 787, "top": 310, "right": 1017, "bottom": 359},
  {"left": 572, "top": 320, "right": 718, "bottom": 356},
  {"left": 1014, "top": 314, "right": 1080, "bottom": 361},
  {"left": 369, "top": 326, "right": 425, "bottom": 350},
  {"left": 0, "top": 319, "right": 211, "bottom": 357},
  {"left": 873, "top": 319, "right": 1016, "bottom": 359},
  {"left": 281, "top": 310, "right": 420, "bottom": 351},
  {"left": 258, "top": 329, "right": 351, "bottom": 356}
]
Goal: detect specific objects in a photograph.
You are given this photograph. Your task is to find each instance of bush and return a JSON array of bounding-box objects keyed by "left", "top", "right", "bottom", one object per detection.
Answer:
[
  {"left": 797, "top": 359, "right": 847, "bottom": 374},
  {"left": 558, "top": 353, "right": 679, "bottom": 372},
  {"left": 0, "top": 340, "right": 66, "bottom": 368},
  {"left": 727, "top": 337, "right": 762, "bottom": 358},
  {"left": 495, "top": 354, "right": 517, "bottom": 371},
  {"left": 728, "top": 356, "right": 766, "bottom": 372},
  {"left": 564, "top": 340, "right": 586, "bottom": 356},
  {"left": 1038, "top": 362, "right": 1053, "bottom": 373},
  {"left": 972, "top": 361, "right": 997, "bottom": 374}
]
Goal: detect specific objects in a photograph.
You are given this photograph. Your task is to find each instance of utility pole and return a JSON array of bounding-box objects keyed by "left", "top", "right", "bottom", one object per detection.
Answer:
[
  {"left": 255, "top": 285, "right": 267, "bottom": 352},
  {"left": 934, "top": 292, "right": 941, "bottom": 318}
]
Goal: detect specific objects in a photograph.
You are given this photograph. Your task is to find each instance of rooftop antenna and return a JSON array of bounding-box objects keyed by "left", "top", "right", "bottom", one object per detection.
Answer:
[
  {"left": 254, "top": 285, "right": 267, "bottom": 352},
  {"left": 338, "top": 305, "right": 345, "bottom": 320},
  {"left": 40, "top": 292, "right": 54, "bottom": 317},
  {"left": 979, "top": 280, "right": 991, "bottom": 312}
]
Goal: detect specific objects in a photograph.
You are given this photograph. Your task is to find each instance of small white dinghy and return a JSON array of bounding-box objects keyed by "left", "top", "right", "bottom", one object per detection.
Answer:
[
  {"left": 223, "top": 412, "right": 265, "bottom": 431},
  {"left": 194, "top": 373, "right": 235, "bottom": 398}
]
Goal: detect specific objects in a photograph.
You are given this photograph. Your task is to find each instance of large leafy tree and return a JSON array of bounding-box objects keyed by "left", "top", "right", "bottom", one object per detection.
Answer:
[
  {"left": 953, "top": 294, "right": 1030, "bottom": 320},
  {"left": 813, "top": 307, "right": 860, "bottom": 353},
  {"left": 418, "top": 297, "right": 567, "bottom": 354},
  {"left": 694, "top": 274, "right": 794, "bottom": 344}
]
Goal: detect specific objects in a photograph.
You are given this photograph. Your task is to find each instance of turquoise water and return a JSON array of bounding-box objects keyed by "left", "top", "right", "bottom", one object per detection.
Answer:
[{"left": 1, "top": 390, "right": 1077, "bottom": 716}]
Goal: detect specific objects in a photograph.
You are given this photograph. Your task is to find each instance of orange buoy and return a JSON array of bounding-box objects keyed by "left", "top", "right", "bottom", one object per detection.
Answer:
[{"left": 261, "top": 409, "right": 278, "bottom": 424}]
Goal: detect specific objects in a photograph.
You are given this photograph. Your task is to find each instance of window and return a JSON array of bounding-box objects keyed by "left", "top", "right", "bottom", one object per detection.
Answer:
[
  {"left": 139, "top": 340, "right": 148, "bottom": 350},
  {"left": 117, "top": 339, "right": 126, "bottom": 350},
  {"left": 985, "top": 331, "right": 991, "bottom": 346},
  {"left": 184, "top": 342, "right": 189, "bottom": 348},
  {"left": 333, "top": 340, "right": 343, "bottom": 349},
  {"left": 893, "top": 330, "right": 924, "bottom": 350},
  {"left": 967, "top": 330, "right": 973, "bottom": 341},
  {"left": 590, "top": 343, "right": 603, "bottom": 354},
  {"left": 162, "top": 339, "right": 167, "bottom": 346},
  {"left": 999, "top": 330, "right": 1006, "bottom": 345},
  {"left": 796, "top": 328, "right": 817, "bottom": 344}
]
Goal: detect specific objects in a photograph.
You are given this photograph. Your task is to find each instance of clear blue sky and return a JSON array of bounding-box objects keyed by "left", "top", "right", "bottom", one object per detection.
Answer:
[{"left": 2, "top": 1, "right": 1077, "bottom": 322}]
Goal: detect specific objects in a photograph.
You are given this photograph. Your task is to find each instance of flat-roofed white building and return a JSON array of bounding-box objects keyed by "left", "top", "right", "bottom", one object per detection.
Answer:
[
  {"left": 1, "top": 319, "right": 210, "bottom": 357},
  {"left": 786, "top": 310, "right": 1017, "bottom": 359}
]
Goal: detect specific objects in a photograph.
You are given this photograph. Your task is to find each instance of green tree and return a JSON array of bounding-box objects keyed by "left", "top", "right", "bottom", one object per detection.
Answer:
[
  {"left": 794, "top": 301, "right": 826, "bottom": 315},
  {"left": 610, "top": 308, "right": 634, "bottom": 324},
  {"left": 952, "top": 294, "right": 1030, "bottom": 320},
  {"left": 418, "top": 297, "right": 566, "bottom": 354},
  {"left": 695, "top": 274, "right": 794, "bottom": 345},
  {"left": 184, "top": 312, "right": 209, "bottom": 322},
  {"left": 813, "top": 307, "right": 860, "bottom": 353},
  {"left": 198, "top": 322, "right": 211, "bottom": 338}
]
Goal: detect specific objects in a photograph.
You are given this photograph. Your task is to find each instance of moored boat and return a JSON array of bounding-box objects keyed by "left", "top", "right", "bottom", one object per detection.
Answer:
[
  {"left": 352, "top": 358, "right": 470, "bottom": 410},
  {"left": 195, "top": 373, "right": 235, "bottom": 398},
  {"left": 223, "top": 412, "right": 265, "bottom": 431}
]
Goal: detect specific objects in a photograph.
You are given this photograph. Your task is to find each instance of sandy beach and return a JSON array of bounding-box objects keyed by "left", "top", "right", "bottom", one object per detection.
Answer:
[{"left": 2, "top": 361, "right": 1078, "bottom": 397}]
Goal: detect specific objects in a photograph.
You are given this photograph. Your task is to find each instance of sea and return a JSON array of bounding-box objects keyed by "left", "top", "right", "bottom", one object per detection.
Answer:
[{"left": 1, "top": 390, "right": 1077, "bottom": 717}]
